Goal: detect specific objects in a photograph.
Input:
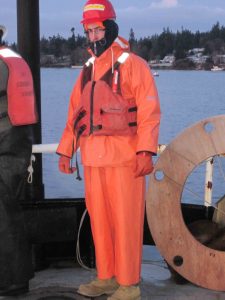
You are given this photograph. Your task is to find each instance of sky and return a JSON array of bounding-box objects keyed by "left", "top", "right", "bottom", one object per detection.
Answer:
[{"left": 1, "top": 0, "right": 225, "bottom": 43}]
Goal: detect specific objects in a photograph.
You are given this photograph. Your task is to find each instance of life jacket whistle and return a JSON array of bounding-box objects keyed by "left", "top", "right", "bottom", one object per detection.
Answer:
[{"left": 0, "top": 47, "right": 38, "bottom": 126}]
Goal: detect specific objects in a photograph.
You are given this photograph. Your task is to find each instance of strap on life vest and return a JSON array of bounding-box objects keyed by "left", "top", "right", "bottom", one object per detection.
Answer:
[
  {"left": 74, "top": 109, "right": 87, "bottom": 131},
  {"left": 0, "top": 111, "right": 8, "bottom": 119},
  {"left": 84, "top": 52, "right": 129, "bottom": 67},
  {"left": 0, "top": 90, "right": 8, "bottom": 120},
  {"left": 0, "top": 90, "right": 6, "bottom": 98}
]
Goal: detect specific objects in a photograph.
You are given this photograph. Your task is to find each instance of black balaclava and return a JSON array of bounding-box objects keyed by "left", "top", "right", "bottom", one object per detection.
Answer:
[{"left": 89, "top": 20, "right": 119, "bottom": 57}]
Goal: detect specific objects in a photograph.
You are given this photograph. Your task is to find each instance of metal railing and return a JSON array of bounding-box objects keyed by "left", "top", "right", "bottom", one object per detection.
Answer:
[{"left": 31, "top": 143, "right": 214, "bottom": 207}]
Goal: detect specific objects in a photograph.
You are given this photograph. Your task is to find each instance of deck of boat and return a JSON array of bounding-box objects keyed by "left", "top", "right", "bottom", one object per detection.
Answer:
[{"left": 1, "top": 246, "right": 224, "bottom": 300}]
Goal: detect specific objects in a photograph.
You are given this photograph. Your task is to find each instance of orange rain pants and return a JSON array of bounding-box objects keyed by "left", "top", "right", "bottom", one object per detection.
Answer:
[{"left": 84, "top": 165, "right": 145, "bottom": 286}]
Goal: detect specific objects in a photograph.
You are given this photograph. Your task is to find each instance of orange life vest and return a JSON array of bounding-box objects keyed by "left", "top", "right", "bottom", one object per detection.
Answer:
[
  {"left": 0, "top": 47, "right": 38, "bottom": 126},
  {"left": 73, "top": 52, "right": 137, "bottom": 138}
]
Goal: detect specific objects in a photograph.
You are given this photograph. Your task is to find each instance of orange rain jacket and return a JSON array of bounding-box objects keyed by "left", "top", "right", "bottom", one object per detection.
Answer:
[{"left": 57, "top": 36, "right": 161, "bottom": 167}]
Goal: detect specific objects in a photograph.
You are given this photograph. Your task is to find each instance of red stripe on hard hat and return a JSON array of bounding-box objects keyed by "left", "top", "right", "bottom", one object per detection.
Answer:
[{"left": 81, "top": 0, "right": 116, "bottom": 24}]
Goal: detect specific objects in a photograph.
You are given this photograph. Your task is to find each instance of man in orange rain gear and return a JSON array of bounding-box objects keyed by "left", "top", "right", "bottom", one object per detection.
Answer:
[{"left": 57, "top": 0, "right": 161, "bottom": 299}]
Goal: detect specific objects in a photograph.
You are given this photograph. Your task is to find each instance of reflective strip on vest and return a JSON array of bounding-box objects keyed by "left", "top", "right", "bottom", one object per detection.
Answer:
[
  {"left": 0, "top": 48, "right": 21, "bottom": 58},
  {"left": 117, "top": 52, "right": 129, "bottom": 64},
  {"left": 85, "top": 52, "right": 130, "bottom": 67},
  {"left": 85, "top": 57, "right": 95, "bottom": 67}
]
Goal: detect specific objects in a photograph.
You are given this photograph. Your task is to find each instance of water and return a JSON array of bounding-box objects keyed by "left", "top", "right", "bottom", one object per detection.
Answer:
[
  {"left": 41, "top": 68, "right": 225, "bottom": 205},
  {"left": 41, "top": 68, "right": 85, "bottom": 199}
]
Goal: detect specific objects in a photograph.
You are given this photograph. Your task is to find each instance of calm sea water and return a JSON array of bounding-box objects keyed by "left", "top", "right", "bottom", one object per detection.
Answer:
[{"left": 41, "top": 68, "right": 225, "bottom": 205}]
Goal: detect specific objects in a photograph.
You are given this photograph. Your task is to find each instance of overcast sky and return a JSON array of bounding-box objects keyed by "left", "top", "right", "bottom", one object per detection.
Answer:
[{"left": 1, "top": 0, "right": 225, "bottom": 43}]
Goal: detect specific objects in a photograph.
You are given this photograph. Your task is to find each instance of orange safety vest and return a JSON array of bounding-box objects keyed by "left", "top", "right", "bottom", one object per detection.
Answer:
[
  {"left": 0, "top": 47, "right": 38, "bottom": 126},
  {"left": 73, "top": 52, "right": 137, "bottom": 137}
]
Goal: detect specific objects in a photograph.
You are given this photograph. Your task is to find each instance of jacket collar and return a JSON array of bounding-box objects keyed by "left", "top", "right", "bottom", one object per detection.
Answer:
[{"left": 87, "top": 36, "right": 130, "bottom": 59}]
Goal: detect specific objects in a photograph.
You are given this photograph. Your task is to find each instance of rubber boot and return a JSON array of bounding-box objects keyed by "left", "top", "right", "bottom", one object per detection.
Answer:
[
  {"left": 107, "top": 285, "right": 141, "bottom": 300},
  {"left": 77, "top": 277, "right": 119, "bottom": 297}
]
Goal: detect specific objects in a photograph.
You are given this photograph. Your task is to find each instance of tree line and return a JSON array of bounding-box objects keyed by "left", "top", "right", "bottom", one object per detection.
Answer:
[
  {"left": 11, "top": 22, "right": 225, "bottom": 66},
  {"left": 129, "top": 22, "right": 225, "bottom": 62}
]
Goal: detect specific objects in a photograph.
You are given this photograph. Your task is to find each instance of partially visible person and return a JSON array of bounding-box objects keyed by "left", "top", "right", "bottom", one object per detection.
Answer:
[
  {"left": 57, "top": 1, "right": 161, "bottom": 299},
  {"left": 0, "top": 25, "right": 38, "bottom": 296}
]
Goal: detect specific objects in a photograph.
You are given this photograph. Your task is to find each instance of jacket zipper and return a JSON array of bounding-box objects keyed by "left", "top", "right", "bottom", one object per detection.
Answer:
[{"left": 90, "top": 81, "right": 96, "bottom": 134}]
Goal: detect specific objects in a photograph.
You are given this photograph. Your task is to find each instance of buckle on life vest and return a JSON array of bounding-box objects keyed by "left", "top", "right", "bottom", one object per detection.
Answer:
[
  {"left": 92, "top": 124, "right": 102, "bottom": 131},
  {"left": 128, "top": 106, "right": 137, "bottom": 112},
  {"left": 128, "top": 122, "right": 137, "bottom": 127},
  {"left": 77, "top": 124, "right": 87, "bottom": 137}
]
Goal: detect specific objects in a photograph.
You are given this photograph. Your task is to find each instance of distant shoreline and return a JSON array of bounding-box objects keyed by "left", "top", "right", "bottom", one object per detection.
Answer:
[{"left": 41, "top": 64, "right": 225, "bottom": 71}]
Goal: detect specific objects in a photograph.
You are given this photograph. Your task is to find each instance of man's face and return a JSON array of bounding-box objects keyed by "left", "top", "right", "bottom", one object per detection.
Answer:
[{"left": 86, "top": 23, "right": 105, "bottom": 42}]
